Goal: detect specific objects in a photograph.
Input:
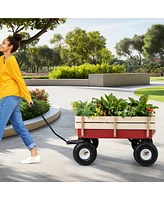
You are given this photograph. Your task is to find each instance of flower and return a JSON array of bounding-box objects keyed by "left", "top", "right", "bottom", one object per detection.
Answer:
[
  {"left": 29, "top": 88, "right": 49, "bottom": 102},
  {"left": 147, "top": 107, "right": 154, "bottom": 113},
  {"left": 147, "top": 107, "right": 155, "bottom": 117}
]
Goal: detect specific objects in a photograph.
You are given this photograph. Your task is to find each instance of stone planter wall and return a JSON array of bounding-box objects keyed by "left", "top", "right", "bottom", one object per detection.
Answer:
[
  {"left": 88, "top": 73, "right": 150, "bottom": 87},
  {"left": 25, "top": 79, "right": 88, "bottom": 86},
  {"left": 25, "top": 73, "right": 150, "bottom": 87}
]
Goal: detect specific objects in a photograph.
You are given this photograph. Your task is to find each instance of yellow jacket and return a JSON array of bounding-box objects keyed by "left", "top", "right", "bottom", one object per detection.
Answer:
[{"left": 0, "top": 55, "right": 31, "bottom": 101}]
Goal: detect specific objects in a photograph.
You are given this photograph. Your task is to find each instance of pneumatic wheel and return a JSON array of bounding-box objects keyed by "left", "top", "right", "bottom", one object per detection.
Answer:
[
  {"left": 129, "top": 139, "right": 153, "bottom": 150},
  {"left": 133, "top": 143, "right": 158, "bottom": 166},
  {"left": 84, "top": 138, "right": 99, "bottom": 148},
  {"left": 73, "top": 142, "right": 97, "bottom": 166}
]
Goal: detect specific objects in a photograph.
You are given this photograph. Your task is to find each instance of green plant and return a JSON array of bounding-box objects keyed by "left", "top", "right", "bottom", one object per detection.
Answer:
[
  {"left": 29, "top": 88, "right": 49, "bottom": 102},
  {"left": 20, "top": 99, "right": 50, "bottom": 121},
  {"left": 7, "top": 88, "right": 50, "bottom": 125},
  {"left": 71, "top": 93, "right": 158, "bottom": 118},
  {"left": 48, "top": 63, "right": 124, "bottom": 79},
  {"left": 71, "top": 100, "right": 96, "bottom": 117}
]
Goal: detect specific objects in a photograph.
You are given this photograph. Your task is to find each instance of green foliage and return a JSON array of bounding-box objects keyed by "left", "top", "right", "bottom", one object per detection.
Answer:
[
  {"left": 21, "top": 88, "right": 50, "bottom": 120},
  {"left": 115, "top": 35, "right": 144, "bottom": 69},
  {"left": 115, "top": 38, "right": 132, "bottom": 58},
  {"left": 7, "top": 88, "right": 50, "bottom": 125},
  {"left": 0, "top": 18, "right": 66, "bottom": 31},
  {"left": 20, "top": 99, "right": 50, "bottom": 121},
  {"left": 48, "top": 63, "right": 124, "bottom": 79},
  {"left": 0, "top": 18, "right": 66, "bottom": 47},
  {"left": 21, "top": 88, "right": 50, "bottom": 121},
  {"left": 15, "top": 44, "right": 61, "bottom": 73},
  {"left": 64, "top": 28, "right": 113, "bottom": 65},
  {"left": 71, "top": 93, "right": 158, "bottom": 118},
  {"left": 143, "top": 24, "right": 164, "bottom": 58},
  {"left": 71, "top": 100, "right": 96, "bottom": 117}
]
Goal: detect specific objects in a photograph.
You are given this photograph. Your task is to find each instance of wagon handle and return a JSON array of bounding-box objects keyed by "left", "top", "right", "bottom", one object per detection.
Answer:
[{"left": 31, "top": 101, "right": 68, "bottom": 143}]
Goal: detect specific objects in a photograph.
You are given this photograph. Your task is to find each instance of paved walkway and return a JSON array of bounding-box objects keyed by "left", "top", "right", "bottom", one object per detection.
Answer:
[{"left": 0, "top": 82, "right": 164, "bottom": 182}]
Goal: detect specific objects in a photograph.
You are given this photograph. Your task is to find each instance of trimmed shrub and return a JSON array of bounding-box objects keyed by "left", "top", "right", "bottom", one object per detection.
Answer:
[
  {"left": 21, "top": 88, "right": 50, "bottom": 120},
  {"left": 48, "top": 63, "right": 124, "bottom": 79},
  {"left": 7, "top": 88, "right": 50, "bottom": 124},
  {"left": 20, "top": 99, "right": 50, "bottom": 121}
]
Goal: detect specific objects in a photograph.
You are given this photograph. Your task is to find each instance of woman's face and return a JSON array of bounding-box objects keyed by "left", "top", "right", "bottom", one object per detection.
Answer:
[{"left": 0, "top": 38, "right": 12, "bottom": 53}]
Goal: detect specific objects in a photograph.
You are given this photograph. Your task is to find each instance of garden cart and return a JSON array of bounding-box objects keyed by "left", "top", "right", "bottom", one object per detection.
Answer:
[{"left": 32, "top": 102, "right": 158, "bottom": 167}]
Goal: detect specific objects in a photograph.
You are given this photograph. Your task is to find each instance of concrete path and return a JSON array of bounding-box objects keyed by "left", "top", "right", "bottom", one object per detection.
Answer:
[{"left": 0, "top": 82, "right": 164, "bottom": 182}]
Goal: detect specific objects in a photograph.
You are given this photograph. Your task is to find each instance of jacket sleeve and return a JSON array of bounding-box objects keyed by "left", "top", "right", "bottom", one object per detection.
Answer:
[{"left": 6, "top": 56, "right": 32, "bottom": 101}]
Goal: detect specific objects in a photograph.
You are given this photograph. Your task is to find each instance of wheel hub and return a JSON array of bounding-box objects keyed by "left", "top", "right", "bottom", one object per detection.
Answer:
[
  {"left": 140, "top": 149, "right": 152, "bottom": 160},
  {"left": 79, "top": 148, "right": 90, "bottom": 160}
]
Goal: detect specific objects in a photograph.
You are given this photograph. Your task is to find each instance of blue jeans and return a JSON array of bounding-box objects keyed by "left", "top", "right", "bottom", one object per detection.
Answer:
[{"left": 0, "top": 96, "right": 36, "bottom": 150}]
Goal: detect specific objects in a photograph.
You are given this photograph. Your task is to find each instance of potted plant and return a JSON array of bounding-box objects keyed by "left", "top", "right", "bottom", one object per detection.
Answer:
[{"left": 71, "top": 93, "right": 158, "bottom": 138}]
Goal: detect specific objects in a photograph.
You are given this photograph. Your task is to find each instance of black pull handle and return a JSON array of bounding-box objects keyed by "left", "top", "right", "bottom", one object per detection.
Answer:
[
  {"left": 30, "top": 100, "right": 68, "bottom": 143},
  {"left": 31, "top": 100, "right": 42, "bottom": 114}
]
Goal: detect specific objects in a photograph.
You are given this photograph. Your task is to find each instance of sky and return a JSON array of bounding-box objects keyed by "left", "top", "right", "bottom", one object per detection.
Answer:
[{"left": 0, "top": 18, "right": 164, "bottom": 56}]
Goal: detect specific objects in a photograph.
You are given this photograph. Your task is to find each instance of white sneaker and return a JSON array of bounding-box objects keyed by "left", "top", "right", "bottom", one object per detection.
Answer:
[{"left": 20, "top": 155, "right": 41, "bottom": 164}]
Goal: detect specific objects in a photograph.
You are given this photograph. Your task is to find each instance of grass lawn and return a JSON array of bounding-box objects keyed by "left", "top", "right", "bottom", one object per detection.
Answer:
[
  {"left": 150, "top": 77, "right": 164, "bottom": 81},
  {"left": 134, "top": 86, "right": 164, "bottom": 102}
]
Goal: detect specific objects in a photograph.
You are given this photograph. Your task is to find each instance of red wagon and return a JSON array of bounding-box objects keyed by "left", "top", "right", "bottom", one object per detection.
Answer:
[
  {"left": 32, "top": 102, "right": 158, "bottom": 167},
  {"left": 72, "top": 116, "right": 158, "bottom": 166}
]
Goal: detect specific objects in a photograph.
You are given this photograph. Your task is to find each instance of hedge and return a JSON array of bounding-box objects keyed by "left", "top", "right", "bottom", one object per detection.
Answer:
[{"left": 48, "top": 63, "right": 124, "bottom": 79}]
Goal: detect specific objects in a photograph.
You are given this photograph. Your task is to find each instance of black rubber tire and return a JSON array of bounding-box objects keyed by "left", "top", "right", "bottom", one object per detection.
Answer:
[
  {"left": 133, "top": 143, "right": 158, "bottom": 166},
  {"left": 129, "top": 139, "right": 141, "bottom": 150},
  {"left": 84, "top": 138, "right": 99, "bottom": 148},
  {"left": 73, "top": 142, "right": 97, "bottom": 166},
  {"left": 129, "top": 139, "right": 153, "bottom": 150}
]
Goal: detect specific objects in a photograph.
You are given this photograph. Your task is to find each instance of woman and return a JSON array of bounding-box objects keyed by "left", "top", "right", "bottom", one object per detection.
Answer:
[{"left": 0, "top": 34, "right": 40, "bottom": 164}]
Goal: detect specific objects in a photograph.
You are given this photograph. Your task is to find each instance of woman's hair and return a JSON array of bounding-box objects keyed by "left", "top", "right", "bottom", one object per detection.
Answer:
[{"left": 7, "top": 34, "right": 22, "bottom": 53}]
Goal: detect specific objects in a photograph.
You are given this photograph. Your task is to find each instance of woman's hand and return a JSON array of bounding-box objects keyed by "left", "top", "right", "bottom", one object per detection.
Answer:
[{"left": 28, "top": 100, "right": 34, "bottom": 107}]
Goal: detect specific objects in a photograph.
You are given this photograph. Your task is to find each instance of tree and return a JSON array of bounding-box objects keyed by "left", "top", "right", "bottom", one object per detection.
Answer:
[
  {"left": 15, "top": 45, "right": 61, "bottom": 73},
  {"left": 19, "top": 32, "right": 39, "bottom": 50},
  {"left": 143, "top": 24, "right": 164, "bottom": 75},
  {"left": 131, "top": 34, "right": 145, "bottom": 66},
  {"left": 115, "top": 35, "right": 145, "bottom": 69},
  {"left": 65, "top": 27, "right": 90, "bottom": 65},
  {"left": 38, "top": 45, "right": 61, "bottom": 72},
  {"left": 14, "top": 32, "right": 40, "bottom": 71},
  {"left": 98, "top": 48, "right": 113, "bottom": 64},
  {"left": 115, "top": 38, "right": 132, "bottom": 58},
  {"left": 49, "top": 33, "right": 64, "bottom": 48},
  {"left": 143, "top": 24, "right": 164, "bottom": 59},
  {"left": 0, "top": 18, "right": 66, "bottom": 46},
  {"left": 15, "top": 49, "right": 32, "bottom": 72},
  {"left": 63, "top": 27, "right": 113, "bottom": 65}
]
